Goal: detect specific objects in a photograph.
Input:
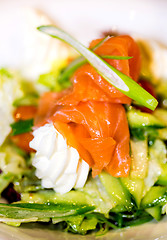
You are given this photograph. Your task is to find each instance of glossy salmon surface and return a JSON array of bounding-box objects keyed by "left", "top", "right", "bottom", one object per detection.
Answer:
[{"left": 35, "top": 35, "right": 141, "bottom": 177}]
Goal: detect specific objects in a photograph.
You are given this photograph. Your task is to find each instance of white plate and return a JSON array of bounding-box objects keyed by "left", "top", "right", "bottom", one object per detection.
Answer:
[{"left": 0, "top": 0, "right": 167, "bottom": 239}]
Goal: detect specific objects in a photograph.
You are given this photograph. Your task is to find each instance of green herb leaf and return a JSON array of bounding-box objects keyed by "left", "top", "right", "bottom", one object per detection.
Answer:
[
  {"left": 37, "top": 25, "right": 158, "bottom": 111},
  {"left": 10, "top": 119, "right": 34, "bottom": 136}
]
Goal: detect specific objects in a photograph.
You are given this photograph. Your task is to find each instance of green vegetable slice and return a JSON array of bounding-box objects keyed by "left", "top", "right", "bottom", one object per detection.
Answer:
[
  {"left": 141, "top": 186, "right": 167, "bottom": 208},
  {"left": 145, "top": 206, "right": 162, "bottom": 221},
  {"left": 127, "top": 108, "right": 165, "bottom": 129},
  {"left": 10, "top": 119, "right": 33, "bottom": 136},
  {"left": 37, "top": 25, "right": 158, "bottom": 110},
  {"left": 0, "top": 202, "right": 95, "bottom": 221}
]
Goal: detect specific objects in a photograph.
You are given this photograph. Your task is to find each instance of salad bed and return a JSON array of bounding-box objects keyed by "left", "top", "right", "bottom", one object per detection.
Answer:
[{"left": 0, "top": 27, "right": 167, "bottom": 235}]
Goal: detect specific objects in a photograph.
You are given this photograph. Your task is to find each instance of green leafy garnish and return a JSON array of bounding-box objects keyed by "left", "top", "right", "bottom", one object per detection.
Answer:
[
  {"left": 37, "top": 25, "right": 158, "bottom": 111},
  {"left": 10, "top": 119, "right": 34, "bottom": 136}
]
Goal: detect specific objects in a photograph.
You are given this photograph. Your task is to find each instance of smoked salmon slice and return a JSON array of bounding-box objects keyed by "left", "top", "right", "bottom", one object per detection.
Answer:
[
  {"left": 35, "top": 35, "right": 141, "bottom": 177},
  {"left": 52, "top": 101, "right": 130, "bottom": 177},
  {"left": 57, "top": 35, "right": 140, "bottom": 106}
]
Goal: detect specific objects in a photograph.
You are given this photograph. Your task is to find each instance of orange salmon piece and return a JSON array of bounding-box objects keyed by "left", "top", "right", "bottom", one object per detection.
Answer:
[
  {"left": 35, "top": 35, "right": 141, "bottom": 177},
  {"left": 14, "top": 106, "right": 37, "bottom": 121},
  {"left": 57, "top": 35, "right": 140, "bottom": 106},
  {"left": 53, "top": 102, "right": 130, "bottom": 177},
  {"left": 11, "top": 106, "right": 37, "bottom": 153},
  {"left": 11, "top": 132, "right": 34, "bottom": 153}
]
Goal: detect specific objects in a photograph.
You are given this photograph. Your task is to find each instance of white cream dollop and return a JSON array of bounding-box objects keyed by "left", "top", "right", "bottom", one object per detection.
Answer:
[{"left": 29, "top": 123, "right": 89, "bottom": 194}]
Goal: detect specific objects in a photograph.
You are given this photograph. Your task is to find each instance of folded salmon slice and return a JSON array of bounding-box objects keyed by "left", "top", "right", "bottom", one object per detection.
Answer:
[
  {"left": 35, "top": 35, "right": 141, "bottom": 177},
  {"left": 57, "top": 35, "right": 140, "bottom": 106},
  {"left": 52, "top": 101, "right": 130, "bottom": 177}
]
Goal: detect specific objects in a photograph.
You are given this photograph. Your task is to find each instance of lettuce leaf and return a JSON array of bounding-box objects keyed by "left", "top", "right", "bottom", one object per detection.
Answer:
[{"left": 0, "top": 69, "right": 24, "bottom": 146}]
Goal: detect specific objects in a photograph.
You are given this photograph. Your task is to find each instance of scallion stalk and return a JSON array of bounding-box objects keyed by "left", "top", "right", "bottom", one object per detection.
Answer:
[
  {"left": 58, "top": 55, "right": 132, "bottom": 83},
  {"left": 37, "top": 25, "right": 158, "bottom": 111}
]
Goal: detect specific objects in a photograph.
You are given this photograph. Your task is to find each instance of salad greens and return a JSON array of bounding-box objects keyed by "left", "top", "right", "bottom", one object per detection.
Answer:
[
  {"left": 0, "top": 31, "right": 167, "bottom": 236},
  {"left": 38, "top": 58, "right": 72, "bottom": 91},
  {"left": 13, "top": 94, "right": 39, "bottom": 107},
  {"left": 0, "top": 69, "right": 23, "bottom": 145}
]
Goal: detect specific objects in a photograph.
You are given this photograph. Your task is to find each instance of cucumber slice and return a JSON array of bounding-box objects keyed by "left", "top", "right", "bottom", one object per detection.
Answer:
[
  {"left": 153, "top": 108, "right": 167, "bottom": 126},
  {"left": 99, "top": 172, "right": 132, "bottom": 211},
  {"left": 143, "top": 139, "right": 166, "bottom": 195},
  {"left": 22, "top": 178, "right": 115, "bottom": 216},
  {"left": 21, "top": 190, "right": 94, "bottom": 207},
  {"left": 158, "top": 128, "right": 167, "bottom": 140},
  {"left": 82, "top": 176, "right": 116, "bottom": 214},
  {"left": 145, "top": 206, "right": 162, "bottom": 221},
  {"left": 110, "top": 205, "right": 128, "bottom": 213},
  {"left": 121, "top": 177, "right": 144, "bottom": 207},
  {"left": 130, "top": 139, "right": 148, "bottom": 179},
  {"left": 157, "top": 164, "right": 167, "bottom": 185},
  {"left": 141, "top": 186, "right": 167, "bottom": 208},
  {"left": 149, "top": 139, "right": 166, "bottom": 164},
  {"left": 127, "top": 109, "right": 165, "bottom": 129},
  {"left": 0, "top": 202, "right": 95, "bottom": 223},
  {"left": 78, "top": 216, "right": 98, "bottom": 234}
]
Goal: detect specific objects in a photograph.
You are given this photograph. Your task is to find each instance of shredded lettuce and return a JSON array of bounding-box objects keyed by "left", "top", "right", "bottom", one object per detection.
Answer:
[
  {"left": 38, "top": 58, "right": 72, "bottom": 91},
  {"left": 1, "top": 35, "right": 167, "bottom": 236},
  {"left": 0, "top": 142, "right": 29, "bottom": 175},
  {"left": 13, "top": 93, "right": 39, "bottom": 107},
  {"left": 0, "top": 69, "right": 24, "bottom": 146}
]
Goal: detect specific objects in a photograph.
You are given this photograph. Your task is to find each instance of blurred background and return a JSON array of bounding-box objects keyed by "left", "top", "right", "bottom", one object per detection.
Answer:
[{"left": 0, "top": 0, "right": 166, "bottom": 68}]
